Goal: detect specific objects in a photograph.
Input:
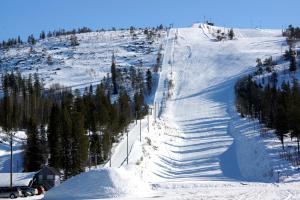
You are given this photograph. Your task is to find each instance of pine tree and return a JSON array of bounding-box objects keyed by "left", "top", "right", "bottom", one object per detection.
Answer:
[
  {"left": 40, "top": 123, "right": 48, "bottom": 163},
  {"left": 146, "top": 69, "right": 152, "bottom": 95},
  {"left": 289, "top": 56, "right": 297, "bottom": 72},
  {"left": 27, "top": 34, "right": 36, "bottom": 45},
  {"left": 275, "top": 88, "right": 289, "bottom": 149},
  {"left": 24, "top": 116, "right": 44, "bottom": 171},
  {"left": 228, "top": 28, "right": 234, "bottom": 40},
  {"left": 95, "top": 84, "right": 110, "bottom": 128},
  {"left": 61, "top": 102, "right": 73, "bottom": 178},
  {"left": 290, "top": 105, "right": 300, "bottom": 155},
  {"left": 102, "top": 131, "right": 111, "bottom": 160},
  {"left": 48, "top": 104, "right": 62, "bottom": 170},
  {"left": 71, "top": 111, "right": 88, "bottom": 175},
  {"left": 130, "top": 66, "right": 137, "bottom": 89},
  {"left": 40, "top": 31, "right": 46, "bottom": 40},
  {"left": 134, "top": 91, "right": 146, "bottom": 119},
  {"left": 47, "top": 31, "right": 53, "bottom": 38},
  {"left": 136, "top": 61, "right": 144, "bottom": 93},
  {"left": 70, "top": 34, "right": 79, "bottom": 46},
  {"left": 90, "top": 133, "right": 102, "bottom": 166},
  {"left": 111, "top": 54, "right": 118, "bottom": 94},
  {"left": 118, "top": 90, "right": 131, "bottom": 129}
]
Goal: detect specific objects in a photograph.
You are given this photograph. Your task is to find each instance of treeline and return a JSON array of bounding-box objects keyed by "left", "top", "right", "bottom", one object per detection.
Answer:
[
  {"left": 0, "top": 27, "right": 92, "bottom": 49},
  {"left": 0, "top": 24, "right": 167, "bottom": 49},
  {"left": 0, "top": 36, "right": 23, "bottom": 49},
  {"left": 235, "top": 76, "right": 300, "bottom": 155},
  {"left": 283, "top": 25, "right": 300, "bottom": 40},
  {"left": 0, "top": 67, "right": 150, "bottom": 178}
]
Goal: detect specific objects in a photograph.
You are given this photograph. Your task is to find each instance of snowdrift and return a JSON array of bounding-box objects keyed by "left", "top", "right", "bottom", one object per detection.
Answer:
[
  {"left": 0, "top": 172, "right": 35, "bottom": 187},
  {"left": 44, "top": 168, "right": 152, "bottom": 200}
]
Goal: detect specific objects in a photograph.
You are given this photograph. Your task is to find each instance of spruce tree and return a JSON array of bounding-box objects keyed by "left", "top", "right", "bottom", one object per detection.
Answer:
[
  {"left": 228, "top": 28, "right": 234, "bottom": 40},
  {"left": 70, "top": 34, "right": 79, "bottom": 46},
  {"left": 95, "top": 84, "right": 110, "bottom": 128},
  {"left": 146, "top": 69, "right": 152, "bottom": 95},
  {"left": 289, "top": 56, "right": 297, "bottom": 72},
  {"left": 90, "top": 133, "right": 102, "bottom": 166},
  {"left": 111, "top": 54, "right": 118, "bottom": 94},
  {"left": 24, "top": 116, "right": 44, "bottom": 171},
  {"left": 134, "top": 91, "right": 145, "bottom": 119},
  {"left": 118, "top": 90, "right": 131, "bottom": 129},
  {"left": 61, "top": 102, "right": 73, "bottom": 178},
  {"left": 71, "top": 111, "right": 88, "bottom": 175},
  {"left": 48, "top": 104, "right": 62, "bottom": 170},
  {"left": 40, "top": 31, "right": 46, "bottom": 40}
]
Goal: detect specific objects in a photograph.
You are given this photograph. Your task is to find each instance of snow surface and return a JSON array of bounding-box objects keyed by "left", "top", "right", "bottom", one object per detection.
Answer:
[
  {"left": 11, "top": 24, "right": 300, "bottom": 199},
  {"left": 0, "top": 130, "right": 26, "bottom": 173},
  {"left": 0, "top": 29, "right": 166, "bottom": 89},
  {"left": 0, "top": 172, "right": 35, "bottom": 187},
  {"left": 44, "top": 168, "right": 152, "bottom": 200}
]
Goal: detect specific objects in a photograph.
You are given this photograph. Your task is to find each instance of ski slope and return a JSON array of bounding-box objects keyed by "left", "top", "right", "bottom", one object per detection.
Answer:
[
  {"left": 139, "top": 25, "right": 300, "bottom": 198},
  {"left": 46, "top": 24, "right": 300, "bottom": 199},
  {"left": 149, "top": 25, "right": 281, "bottom": 182}
]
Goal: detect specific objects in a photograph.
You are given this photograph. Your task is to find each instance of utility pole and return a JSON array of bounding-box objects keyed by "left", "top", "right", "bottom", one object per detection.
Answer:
[
  {"left": 109, "top": 134, "right": 112, "bottom": 167},
  {"left": 88, "top": 130, "right": 91, "bottom": 170},
  {"left": 126, "top": 129, "right": 128, "bottom": 165},
  {"left": 154, "top": 102, "right": 156, "bottom": 123},
  {"left": 135, "top": 112, "right": 137, "bottom": 125},
  {"left": 147, "top": 112, "right": 149, "bottom": 132},
  {"left": 10, "top": 131, "right": 13, "bottom": 189},
  {"left": 140, "top": 119, "right": 142, "bottom": 142}
]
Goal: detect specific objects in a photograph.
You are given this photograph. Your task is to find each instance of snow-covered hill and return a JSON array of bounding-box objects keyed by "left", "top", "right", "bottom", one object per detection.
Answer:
[
  {"left": 11, "top": 24, "right": 300, "bottom": 199},
  {"left": 0, "top": 28, "right": 166, "bottom": 176},
  {"left": 113, "top": 24, "right": 300, "bottom": 199},
  {"left": 0, "top": 29, "right": 166, "bottom": 89}
]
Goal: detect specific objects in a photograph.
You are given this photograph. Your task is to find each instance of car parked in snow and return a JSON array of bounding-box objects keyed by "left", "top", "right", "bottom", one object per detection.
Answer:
[
  {"left": 19, "top": 186, "right": 37, "bottom": 197},
  {"left": 0, "top": 187, "right": 22, "bottom": 199}
]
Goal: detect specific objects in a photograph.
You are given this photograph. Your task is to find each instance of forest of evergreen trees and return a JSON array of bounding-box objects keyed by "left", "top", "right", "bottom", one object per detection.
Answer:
[
  {"left": 235, "top": 75, "right": 300, "bottom": 162},
  {"left": 235, "top": 25, "right": 300, "bottom": 163},
  {"left": 0, "top": 56, "right": 153, "bottom": 178},
  {"left": 283, "top": 25, "right": 300, "bottom": 40}
]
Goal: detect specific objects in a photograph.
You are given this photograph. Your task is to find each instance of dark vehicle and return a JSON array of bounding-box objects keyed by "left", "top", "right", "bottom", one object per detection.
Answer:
[
  {"left": 0, "top": 187, "right": 22, "bottom": 199},
  {"left": 19, "top": 186, "right": 37, "bottom": 197}
]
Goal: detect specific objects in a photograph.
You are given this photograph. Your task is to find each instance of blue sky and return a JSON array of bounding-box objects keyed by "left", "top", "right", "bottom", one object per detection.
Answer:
[{"left": 0, "top": 0, "right": 299, "bottom": 41}]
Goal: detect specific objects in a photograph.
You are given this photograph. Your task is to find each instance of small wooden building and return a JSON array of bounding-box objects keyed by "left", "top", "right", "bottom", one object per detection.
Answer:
[{"left": 31, "top": 166, "right": 61, "bottom": 190}]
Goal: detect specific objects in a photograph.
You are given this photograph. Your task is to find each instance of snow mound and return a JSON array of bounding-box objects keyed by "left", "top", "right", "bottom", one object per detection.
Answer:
[
  {"left": 44, "top": 168, "right": 152, "bottom": 200},
  {"left": 0, "top": 172, "right": 35, "bottom": 187}
]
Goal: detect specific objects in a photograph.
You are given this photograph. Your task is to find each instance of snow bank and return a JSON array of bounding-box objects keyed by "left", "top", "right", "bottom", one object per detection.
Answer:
[
  {"left": 229, "top": 116, "right": 275, "bottom": 182},
  {"left": 44, "top": 168, "right": 152, "bottom": 200},
  {"left": 0, "top": 172, "right": 35, "bottom": 187}
]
